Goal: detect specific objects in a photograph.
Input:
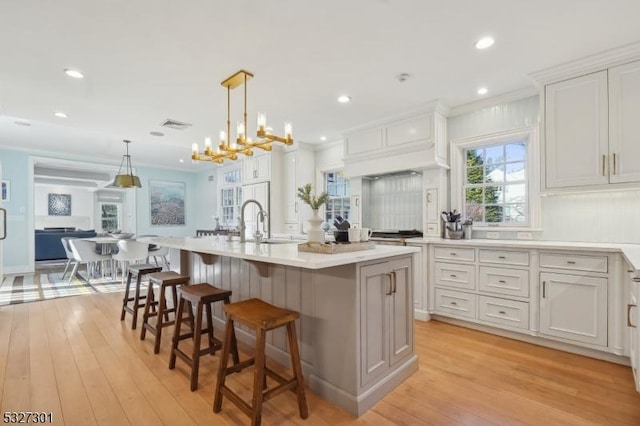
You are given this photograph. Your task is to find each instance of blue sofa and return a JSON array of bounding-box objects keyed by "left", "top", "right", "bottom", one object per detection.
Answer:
[{"left": 35, "top": 228, "right": 97, "bottom": 261}]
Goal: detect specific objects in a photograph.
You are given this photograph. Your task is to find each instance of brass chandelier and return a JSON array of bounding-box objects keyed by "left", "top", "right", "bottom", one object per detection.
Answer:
[
  {"left": 192, "top": 69, "right": 293, "bottom": 164},
  {"left": 113, "top": 139, "right": 141, "bottom": 188}
]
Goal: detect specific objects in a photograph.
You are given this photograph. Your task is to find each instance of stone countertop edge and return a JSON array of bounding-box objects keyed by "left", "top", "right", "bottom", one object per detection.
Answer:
[
  {"left": 405, "top": 237, "right": 640, "bottom": 275},
  {"left": 137, "top": 236, "right": 420, "bottom": 270}
]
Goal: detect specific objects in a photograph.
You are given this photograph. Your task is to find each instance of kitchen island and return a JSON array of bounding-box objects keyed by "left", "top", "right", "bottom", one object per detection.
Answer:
[{"left": 139, "top": 236, "right": 420, "bottom": 416}]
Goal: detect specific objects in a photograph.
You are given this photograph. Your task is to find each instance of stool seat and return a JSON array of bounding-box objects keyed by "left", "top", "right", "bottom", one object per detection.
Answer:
[
  {"left": 224, "top": 298, "right": 299, "bottom": 330},
  {"left": 120, "top": 264, "right": 163, "bottom": 329},
  {"left": 140, "top": 271, "right": 190, "bottom": 354},
  {"left": 214, "top": 298, "right": 308, "bottom": 426},
  {"left": 169, "top": 283, "right": 238, "bottom": 391}
]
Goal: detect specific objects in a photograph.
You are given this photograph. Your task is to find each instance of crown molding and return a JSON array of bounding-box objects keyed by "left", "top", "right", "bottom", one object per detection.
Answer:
[
  {"left": 529, "top": 40, "right": 640, "bottom": 86},
  {"left": 448, "top": 87, "right": 538, "bottom": 117}
]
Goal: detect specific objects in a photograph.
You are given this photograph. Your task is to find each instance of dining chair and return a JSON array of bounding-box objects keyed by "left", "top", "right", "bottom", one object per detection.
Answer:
[
  {"left": 112, "top": 240, "right": 150, "bottom": 283},
  {"left": 60, "top": 237, "right": 78, "bottom": 279},
  {"left": 67, "top": 239, "right": 113, "bottom": 283}
]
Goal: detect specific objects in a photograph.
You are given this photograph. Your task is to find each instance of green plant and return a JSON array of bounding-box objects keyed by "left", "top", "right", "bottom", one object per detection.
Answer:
[{"left": 297, "top": 183, "right": 329, "bottom": 210}]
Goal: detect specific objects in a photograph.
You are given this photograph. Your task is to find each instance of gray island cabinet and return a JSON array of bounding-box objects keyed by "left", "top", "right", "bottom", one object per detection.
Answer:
[{"left": 140, "top": 236, "right": 420, "bottom": 416}]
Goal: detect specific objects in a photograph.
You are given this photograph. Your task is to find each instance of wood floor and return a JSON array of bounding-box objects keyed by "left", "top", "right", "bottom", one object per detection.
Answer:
[{"left": 0, "top": 290, "right": 639, "bottom": 425}]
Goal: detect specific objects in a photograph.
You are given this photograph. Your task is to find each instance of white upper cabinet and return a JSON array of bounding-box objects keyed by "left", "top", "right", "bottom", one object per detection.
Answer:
[
  {"left": 243, "top": 152, "right": 271, "bottom": 185},
  {"left": 345, "top": 128, "right": 384, "bottom": 157},
  {"left": 609, "top": 60, "right": 640, "bottom": 184},
  {"left": 542, "top": 57, "right": 640, "bottom": 191},
  {"left": 281, "top": 145, "right": 315, "bottom": 229},
  {"left": 545, "top": 71, "right": 609, "bottom": 189}
]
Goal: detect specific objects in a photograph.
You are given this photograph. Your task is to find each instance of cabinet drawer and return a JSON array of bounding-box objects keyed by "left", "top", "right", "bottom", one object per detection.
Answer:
[
  {"left": 479, "top": 249, "right": 529, "bottom": 266},
  {"left": 479, "top": 296, "right": 530, "bottom": 330},
  {"left": 478, "top": 266, "right": 529, "bottom": 298},
  {"left": 434, "top": 246, "right": 475, "bottom": 262},
  {"left": 434, "top": 288, "right": 477, "bottom": 319},
  {"left": 434, "top": 262, "right": 476, "bottom": 290},
  {"left": 539, "top": 252, "right": 608, "bottom": 273}
]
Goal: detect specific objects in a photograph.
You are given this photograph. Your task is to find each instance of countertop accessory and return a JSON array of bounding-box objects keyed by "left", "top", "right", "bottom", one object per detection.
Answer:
[
  {"left": 297, "top": 183, "right": 329, "bottom": 243},
  {"left": 298, "top": 241, "right": 375, "bottom": 254}
]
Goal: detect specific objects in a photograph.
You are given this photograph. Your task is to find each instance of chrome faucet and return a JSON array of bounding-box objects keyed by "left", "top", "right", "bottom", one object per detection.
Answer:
[{"left": 239, "top": 199, "right": 268, "bottom": 243}]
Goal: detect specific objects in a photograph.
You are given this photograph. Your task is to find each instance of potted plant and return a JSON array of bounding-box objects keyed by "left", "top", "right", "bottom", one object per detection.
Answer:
[{"left": 297, "top": 183, "right": 329, "bottom": 243}]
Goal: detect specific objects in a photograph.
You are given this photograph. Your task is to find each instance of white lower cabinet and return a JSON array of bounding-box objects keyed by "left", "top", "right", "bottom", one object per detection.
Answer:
[
  {"left": 539, "top": 272, "right": 607, "bottom": 347},
  {"left": 360, "top": 256, "right": 413, "bottom": 388},
  {"left": 478, "top": 295, "right": 529, "bottom": 330},
  {"left": 434, "top": 288, "right": 477, "bottom": 319},
  {"left": 434, "top": 262, "right": 475, "bottom": 290},
  {"left": 478, "top": 266, "right": 529, "bottom": 298}
]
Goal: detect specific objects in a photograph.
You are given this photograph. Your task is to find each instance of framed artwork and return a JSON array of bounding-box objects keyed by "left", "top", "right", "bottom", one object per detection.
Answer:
[
  {"left": 48, "top": 193, "right": 72, "bottom": 216},
  {"left": 150, "top": 180, "right": 185, "bottom": 226},
  {"left": 1, "top": 180, "right": 9, "bottom": 201}
]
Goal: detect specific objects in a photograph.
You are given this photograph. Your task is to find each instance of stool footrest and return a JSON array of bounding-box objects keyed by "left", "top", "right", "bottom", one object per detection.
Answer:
[
  {"left": 225, "top": 358, "right": 255, "bottom": 375},
  {"left": 218, "top": 386, "right": 253, "bottom": 417},
  {"left": 263, "top": 376, "right": 299, "bottom": 402}
]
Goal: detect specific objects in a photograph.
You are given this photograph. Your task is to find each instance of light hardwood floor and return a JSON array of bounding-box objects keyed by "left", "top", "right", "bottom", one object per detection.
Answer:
[{"left": 0, "top": 289, "right": 639, "bottom": 425}]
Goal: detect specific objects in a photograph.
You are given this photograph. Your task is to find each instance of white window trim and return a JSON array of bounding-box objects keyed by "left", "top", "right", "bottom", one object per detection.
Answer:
[{"left": 450, "top": 126, "right": 542, "bottom": 231}]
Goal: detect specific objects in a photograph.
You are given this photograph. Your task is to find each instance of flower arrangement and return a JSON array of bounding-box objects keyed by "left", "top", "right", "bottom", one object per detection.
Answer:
[{"left": 297, "top": 183, "right": 329, "bottom": 210}]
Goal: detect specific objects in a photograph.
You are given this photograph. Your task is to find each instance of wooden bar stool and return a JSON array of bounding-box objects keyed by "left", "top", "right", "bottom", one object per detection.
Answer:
[
  {"left": 213, "top": 298, "right": 308, "bottom": 426},
  {"left": 140, "top": 271, "right": 190, "bottom": 354},
  {"left": 120, "top": 263, "right": 163, "bottom": 329},
  {"left": 169, "top": 283, "right": 239, "bottom": 391}
]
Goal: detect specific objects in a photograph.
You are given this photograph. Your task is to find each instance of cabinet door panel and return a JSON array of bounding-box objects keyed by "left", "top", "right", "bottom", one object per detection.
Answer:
[
  {"left": 360, "top": 262, "right": 390, "bottom": 387},
  {"left": 545, "top": 71, "right": 609, "bottom": 188},
  {"left": 609, "top": 60, "right": 640, "bottom": 184},
  {"left": 539, "top": 272, "right": 607, "bottom": 346},
  {"left": 434, "top": 262, "right": 476, "bottom": 290},
  {"left": 434, "top": 288, "right": 477, "bottom": 319},
  {"left": 389, "top": 258, "right": 412, "bottom": 366},
  {"left": 479, "top": 295, "right": 529, "bottom": 330},
  {"left": 346, "top": 128, "right": 384, "bottom": 156},
  {"left": 386, "top": 115, "right": 432, "bottom": 147}
]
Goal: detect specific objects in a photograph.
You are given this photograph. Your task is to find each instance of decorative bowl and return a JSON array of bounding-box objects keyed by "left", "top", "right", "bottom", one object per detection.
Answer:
[{"left": 109, "top": 232, "right": 134, "bottom": 240}]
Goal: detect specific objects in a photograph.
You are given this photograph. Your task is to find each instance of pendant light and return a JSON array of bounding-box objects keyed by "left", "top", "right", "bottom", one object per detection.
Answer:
[{"left": 113, "top": 140, "right": 141, "bottom": 188}]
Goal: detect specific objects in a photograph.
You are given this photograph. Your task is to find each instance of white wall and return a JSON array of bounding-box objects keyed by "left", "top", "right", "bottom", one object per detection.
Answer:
[{"left": 34, "top": 183, "right": 94, "bottom": 229}]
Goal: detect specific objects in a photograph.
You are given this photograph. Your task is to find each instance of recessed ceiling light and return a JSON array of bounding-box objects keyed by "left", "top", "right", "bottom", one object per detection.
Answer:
[
  {"left": 54, "top": 112, "right": 68, "bottom": 118},
  {"left": 150, "top": 131, "right": 164, "bottom": 137},
  {"left": 179, "top": 159, "right": 184, "bottom": 163},
  {"left": 320, "top": 136, "right": 327, "bottom": 141},
  {"left": 14, "top": 121, "right": 31, "bottom": 126},
  {"left": 64, "top": 68, "right": 84, "bottom": 79},
  {"left": 475, "top": 36, "right": 495, "bottom": 50},
  {"left": 477, "top": 87, "right": 488, "bottom": 95},
  {"left": 337, "top": 95, "right": 351, "bottom": 103}
]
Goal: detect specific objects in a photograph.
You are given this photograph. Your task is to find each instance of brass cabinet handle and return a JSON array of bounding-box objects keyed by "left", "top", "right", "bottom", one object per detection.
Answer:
[
  {"left": 498, "top": 256, "right": 506, "bottom": 259},
  {"left": 499, "top": 311, "right": 506, "bottom": 315},
  {"left": 542, "top": 281, "right": 546, "bottom": 298},
  {"left": 628, "top": 304, "right": 637, "bottom": 328},
  {"left": 391, "top": 271, "right": 397, "bottom": 294},
  {"left": 566, "top": 260, "right": 576, "bottom": 265},
  {"left": 450, "top": 301, "right": 458, "bottom": 306},
  {"left": 385, "top": 273, "right": 393, "bottom": 295},
  {"left": 450, "top": 252, "right": 457, "bottom": 256},
  {"left": 498, "top": 280, "right": 506, "bottom": 284},
  {"left": 602, "top": 155, "right": 606, "bottom": 176},
  {"left": 426, "top": 192, "right": 432, "bottom": 203},
  {"left": 450, "top": 274, "right": 457, "bottom": 278},
  {"left": 613, "top": 153, "right": 617, "bottom": 175}
]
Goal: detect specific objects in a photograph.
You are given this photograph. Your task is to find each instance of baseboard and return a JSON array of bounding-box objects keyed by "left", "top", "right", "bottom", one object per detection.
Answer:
[
  {"left": 414, "top": 308, "right": 431, "bottom": 322},
  {"left": 431, "top": 315, "right": 631, "bottom": 366},
  {"left": 3, "top": 265, "right": 33, "bottom": 274}
]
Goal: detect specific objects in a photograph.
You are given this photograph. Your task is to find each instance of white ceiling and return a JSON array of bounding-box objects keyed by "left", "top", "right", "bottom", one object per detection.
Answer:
[{"left": 1, "top": 0, "right": 640, "bottom": 172}]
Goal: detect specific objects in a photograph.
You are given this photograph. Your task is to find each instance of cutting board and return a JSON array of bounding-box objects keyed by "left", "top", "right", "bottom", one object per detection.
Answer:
[{"left": 298, "top": 241, "right": 376, "bottom": 254}]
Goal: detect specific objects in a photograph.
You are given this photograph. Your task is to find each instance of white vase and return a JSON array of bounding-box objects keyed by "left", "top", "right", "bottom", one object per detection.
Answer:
[{"left": 307, "top": 209, "right": 325, "bottom": 243}]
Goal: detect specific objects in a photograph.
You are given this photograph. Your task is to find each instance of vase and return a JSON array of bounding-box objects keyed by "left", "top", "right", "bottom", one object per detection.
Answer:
[{"left": 307, "top": 209, "right": 325, "bottom": 243}]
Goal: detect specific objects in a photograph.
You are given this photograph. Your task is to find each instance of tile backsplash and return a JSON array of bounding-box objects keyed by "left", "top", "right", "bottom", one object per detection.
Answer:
[{"left": 362, "top": 172, "right": 423, "bottom": 230}]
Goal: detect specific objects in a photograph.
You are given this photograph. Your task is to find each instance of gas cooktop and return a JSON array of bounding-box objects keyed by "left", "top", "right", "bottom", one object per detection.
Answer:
[{"left": 370, "top": 229, "right": 424, "bottom": 239}]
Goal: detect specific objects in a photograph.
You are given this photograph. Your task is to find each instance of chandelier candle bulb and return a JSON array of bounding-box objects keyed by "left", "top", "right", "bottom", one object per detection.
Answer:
[
  {"left": 192, "top": 143, "right": 199, "bottom": 158},
  {"left": 284, "top": 122, "right": 293, "bottom": 139},
  {"left": 219, "top": 130, "right": 226, "bottom": 144},
  {"left": 237, "top": 122, "right": 245, "bottom": 140},
  {"left": 204, "top": 137, "right": 213, "bottom": 154},
  {"left": 257, "top": 112, "right": 266, "bottom": 130}
]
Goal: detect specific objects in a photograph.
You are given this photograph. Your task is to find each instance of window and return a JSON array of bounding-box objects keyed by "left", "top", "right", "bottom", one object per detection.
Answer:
[
  {"left": 219, "top": 166, "right": 243, "bottom": 226},
  {"left": 464, "top": 141, "right": 527, "bottom": 224},
  {"left": 100, "top": 203, "right": 121, "bottom": 232},
  {"left": 324, "top": 171, "right": 350, "bottom": 225},
  {"left": 451, "top": 127, "right": 539, "bottom": 229}
]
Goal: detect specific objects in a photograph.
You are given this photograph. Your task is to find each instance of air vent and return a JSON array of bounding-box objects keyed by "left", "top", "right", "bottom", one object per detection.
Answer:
[
  {"left": 160, "top": 119, "right": 192, "bottom": 131},
  {"left": 208, "top": 175, "right": 215, "bottom": 182}
]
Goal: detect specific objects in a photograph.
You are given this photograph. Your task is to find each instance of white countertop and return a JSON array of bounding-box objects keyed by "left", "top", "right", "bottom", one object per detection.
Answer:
[
  {"left": 405, "top": 237, "right": 640, "bottom": 275},
  {"left": 138, "top": 236, "right": 420, "bottom": 270}
]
